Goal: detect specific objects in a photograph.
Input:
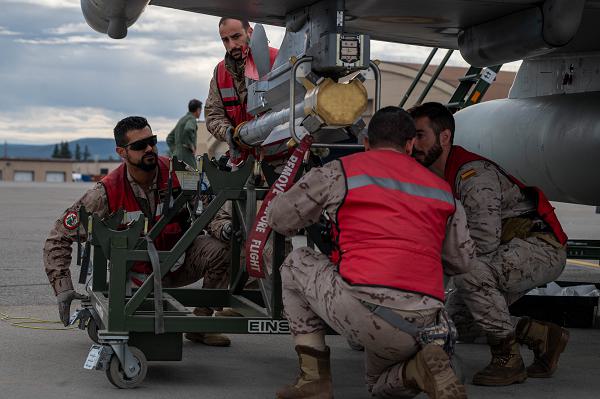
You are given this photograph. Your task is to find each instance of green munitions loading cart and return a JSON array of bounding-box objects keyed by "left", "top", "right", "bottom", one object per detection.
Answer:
[
  {"left": 67, "top": 150, "right": 600, "bottom": 389},
  {"left": 72, "top": 154, "right": 321, "bottom": 388}
]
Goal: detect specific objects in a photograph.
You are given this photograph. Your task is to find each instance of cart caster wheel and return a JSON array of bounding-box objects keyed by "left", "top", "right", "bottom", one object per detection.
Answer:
[
  {"left": 106, "top": 346, "right": 147, "bottom": 389},
  {"left": 86, "top": 318, "right": 100, "bottom": 344}
]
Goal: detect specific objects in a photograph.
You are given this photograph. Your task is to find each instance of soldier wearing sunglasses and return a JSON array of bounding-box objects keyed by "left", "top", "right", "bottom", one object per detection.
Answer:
[{"left": 43, "top": 116, "right": 232, "bottom": 347}]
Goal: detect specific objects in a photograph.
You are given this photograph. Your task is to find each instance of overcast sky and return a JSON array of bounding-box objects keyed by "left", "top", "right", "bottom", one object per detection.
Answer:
[{"left": 0, "top": 0, "right": 492, "bottom": 145}]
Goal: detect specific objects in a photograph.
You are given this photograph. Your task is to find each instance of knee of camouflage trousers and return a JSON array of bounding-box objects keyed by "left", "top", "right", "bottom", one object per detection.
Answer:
[
  {"left": 452, "top": 262, "right": 497, "bottom": 295},
  {"left": 166, "top": 236, "right": 230, "bottom": 289},
  {"left": 449, "top": 259, "right": 516, "bottom": 339},
  {"left": 201, "top": 236, "right": 230, "bottom": 289}
]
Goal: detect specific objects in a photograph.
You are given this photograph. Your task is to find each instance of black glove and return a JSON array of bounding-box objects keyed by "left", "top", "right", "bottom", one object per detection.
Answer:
[
  {"left": 221, "top": 222, "right": 233, "bottom": 242},
  {"left": 56, "top": 289, "right": 88, "bottom": 327},
  {"left": 225, "top": 126, "right": 243, "bottom": 162},
  {"left": 225, "top": 126, "right": 236, "bottom": 149},
  {"left": 212, "top": 155, "right": 232, "bottom": 172},
  {"left": 220, "top": 222, "right": 242, "bottom": 243}
]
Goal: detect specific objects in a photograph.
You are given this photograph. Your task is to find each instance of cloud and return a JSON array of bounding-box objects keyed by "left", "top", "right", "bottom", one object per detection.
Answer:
[
  {"left": 371, "top": 41, "right": 467, "bottom": 67},
  {"left": 46, "top": 22, "right": 89, "bottom": 35},
  {"left": 163, "top": 55, "right": 222, "bottom": 79},
  {"left": 15, "top": 0, "right": 79, "bottom": 9},
  {"left": 0, "top": 107, "right": 177, "bottom": 144},
  {"left": 0, "top": 1, "right": 521, "bottom": 146},
  {"left": 263, "top": 26, "right": 286, "bottom": 47},
  {"left": 0, "top": 26, "right": 19, "bottom": 36},
  {"left": 370, "top": 41, "right": 521, "bottom": 71},
  {"left": 132, "top": 8, "right": 218, "bottom": 35},
  {"left": 171, "top": 40, "right": 224, "bottom": 54},
  {"left": 16, "top": 35, "right": 112, "bottom": 45},
  {"left": 15, "top": 34, "right": 158, "bottom": 48}
]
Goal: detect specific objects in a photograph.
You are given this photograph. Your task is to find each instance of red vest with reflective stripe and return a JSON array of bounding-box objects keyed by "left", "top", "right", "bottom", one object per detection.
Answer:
[
  {"left": 332, "top": 150, "right": 456, "bottom": 301},
  {"left": 445, "top": 145, "right": 567, "bottom": 245},
  {"left": 101, "top": 157, "right": 183, "bottom": 275},
  {"left": 216, "top": 47, "right": 278, "bottom": 127}
]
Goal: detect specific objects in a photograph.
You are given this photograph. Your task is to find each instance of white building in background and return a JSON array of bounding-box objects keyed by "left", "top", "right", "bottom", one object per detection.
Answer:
[{"left": 0, "top": 158, "right": 121, "bottom": 183}]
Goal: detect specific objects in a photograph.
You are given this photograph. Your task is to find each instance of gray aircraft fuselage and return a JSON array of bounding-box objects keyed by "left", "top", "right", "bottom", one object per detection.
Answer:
[
  {"left": 80, "top": 0, "right": 600, "bottom": 205},
  {"left": 456, "top": 52, "right": 600, "bottom": 205}
]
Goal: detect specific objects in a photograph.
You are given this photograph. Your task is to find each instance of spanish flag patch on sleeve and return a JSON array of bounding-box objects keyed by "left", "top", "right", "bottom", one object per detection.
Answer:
[{"left": 460, "top": 169, "right": 477, "bottom": 181}]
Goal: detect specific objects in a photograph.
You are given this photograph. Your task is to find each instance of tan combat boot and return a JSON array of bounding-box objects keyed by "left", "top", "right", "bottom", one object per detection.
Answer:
[
  {"left": 403, "top": 344, "right": 467, "bottom": 399},
  {"left": 516, "top": 317, "right": 569, "bottom": 378},
  {"left": 184, "top": 307, "right": 231, "bottom": 347},
  {"left": 276, "top": 345, "right": 333, "bottom": 399},
  {"left": 214, "top": 307, "right": 244, "bottom": 317},
  {"left": 472, "top": 335, "right": 527, "bottom": 386}
]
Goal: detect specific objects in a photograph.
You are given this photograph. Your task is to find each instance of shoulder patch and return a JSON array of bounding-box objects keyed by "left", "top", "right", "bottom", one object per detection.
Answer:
[
  {"left": 62, "top": 211, "right": 80, "bottom": 230},
  {"left": 460, "top": 169, "right": 477, "bottom": 181}
]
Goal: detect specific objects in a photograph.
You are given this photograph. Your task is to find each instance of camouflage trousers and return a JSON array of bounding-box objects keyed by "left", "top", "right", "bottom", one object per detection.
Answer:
[
  {"left": 446, "top": 236, "right": 566, "bottom": 340},
  {"left": 281, "top": 247, "right": 440, "bottom": 398},
  {"left": 162, "top": 235, "right": 230, "bottom": 289}
]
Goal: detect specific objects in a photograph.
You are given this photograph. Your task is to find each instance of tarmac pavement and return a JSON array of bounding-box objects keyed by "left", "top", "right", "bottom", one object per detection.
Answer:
[
  {"left": 1, "top": 304, "right": 600, "bottom": 398},
  {"left": 1, "top": 181, "right": 600, "bottom": 398}
]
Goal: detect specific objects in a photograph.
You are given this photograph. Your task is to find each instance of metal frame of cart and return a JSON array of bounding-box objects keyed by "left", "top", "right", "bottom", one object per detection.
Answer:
[{"left": 77, "top": 155, "right": 294, "bottom": 388}]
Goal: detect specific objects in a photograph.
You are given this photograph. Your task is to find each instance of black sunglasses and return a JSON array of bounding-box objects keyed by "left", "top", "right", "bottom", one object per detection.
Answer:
[{"left": 123, "top": 135, "right": 157, "bottom": 151}]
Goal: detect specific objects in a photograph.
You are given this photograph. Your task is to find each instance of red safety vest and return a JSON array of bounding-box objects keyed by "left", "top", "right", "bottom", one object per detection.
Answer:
[
  {"left": 331, "top": 150, "right": 456, "bottom": 301},
  {"left": 101, "top": 157, "right": 183, "bottom": 281},
  {"left": 445, "top": 145, "right": 567, "bottom": 245},
  {"left": 216, "top": 47, "right": 278, "bottom": 127}
]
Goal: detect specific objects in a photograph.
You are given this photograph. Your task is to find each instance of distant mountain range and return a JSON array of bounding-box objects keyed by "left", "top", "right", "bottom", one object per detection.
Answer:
[{"left": 1, "top": 138, "right": 169, "bottom": 161}]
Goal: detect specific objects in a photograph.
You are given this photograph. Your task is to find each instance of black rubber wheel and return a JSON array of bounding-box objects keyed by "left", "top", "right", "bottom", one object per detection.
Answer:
[
  {"left": 106, "top": 346, "right": 147, "bottom": 389},
  {"left": 86, "top": 318, "right": 100, "bottom": 344}
]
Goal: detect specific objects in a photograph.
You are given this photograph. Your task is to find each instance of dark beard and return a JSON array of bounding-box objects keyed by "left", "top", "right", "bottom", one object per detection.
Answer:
[
  {"left": 422, "top": 142, "right": 443, "bottom": 167},
  {"left": 133, "top": 152, "right": 157, "bottom": 172},
  {"left": 229, "top": 48, "right": 242, "bottom": 60}
]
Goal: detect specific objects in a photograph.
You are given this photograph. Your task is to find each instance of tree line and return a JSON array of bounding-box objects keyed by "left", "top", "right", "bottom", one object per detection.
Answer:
[{"left": 52, "top": 142, "right": 91, "bottom": 160}]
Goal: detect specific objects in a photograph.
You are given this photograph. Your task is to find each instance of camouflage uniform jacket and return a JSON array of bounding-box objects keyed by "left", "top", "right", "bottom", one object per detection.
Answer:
[
  {"left": 167, "top": 111, "right": 198, "bottom": 167},
  {"left": 451, "top": 159, "right": 536, "bottom": 257},
  {"left": 268, "top": 158, "right": 475, "bottom": 309},
  {"left": 43, "top": 165, "right": 222, "bottom": 295},
  {"left": 205, "top": 53, "right": 247, "bottom": 142}
]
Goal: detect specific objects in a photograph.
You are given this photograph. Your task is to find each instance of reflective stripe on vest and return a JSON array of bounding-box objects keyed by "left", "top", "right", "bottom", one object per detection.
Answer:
[
  {"left": 333, "top": 150, "right": 455, "bottom": 301},
  {"left": 219, "top": 87, "right": 240, "bottom": 107},
  {"left": 216, "top": 60, "right": 251, "bottom": 126},
  {"left": 215, "top": 47, "right": 278, "bottom": 126},
  {"left": 219, "top": 87, "right": 237, "bottom": 100},
  {"left": 444, "top": 145, "right": 568, "bottom": 245},
  {"left": 347, "top": 175, "right": 456, "bottom": 206}
]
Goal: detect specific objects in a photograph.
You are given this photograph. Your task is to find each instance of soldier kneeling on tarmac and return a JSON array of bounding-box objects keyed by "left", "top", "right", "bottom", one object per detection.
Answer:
[
  {"left": 43, "top": 116, "right": 231, "bottom": 347},
  {"left": 267, "top": 106, "right": 475, "bottom": 399},
  {"left": 409, "top": 102, "right": 569, "bottom": 386}
]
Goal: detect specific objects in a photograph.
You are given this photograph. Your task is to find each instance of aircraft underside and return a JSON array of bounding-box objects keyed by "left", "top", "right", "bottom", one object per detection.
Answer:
[{"left": 79, "top": 0, "right": 600, "bottom": 205}]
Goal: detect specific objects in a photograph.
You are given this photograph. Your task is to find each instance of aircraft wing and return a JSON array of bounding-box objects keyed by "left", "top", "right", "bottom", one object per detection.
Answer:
[{"left": 150, "top": 0, "right": 600, "bottom": 53}]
